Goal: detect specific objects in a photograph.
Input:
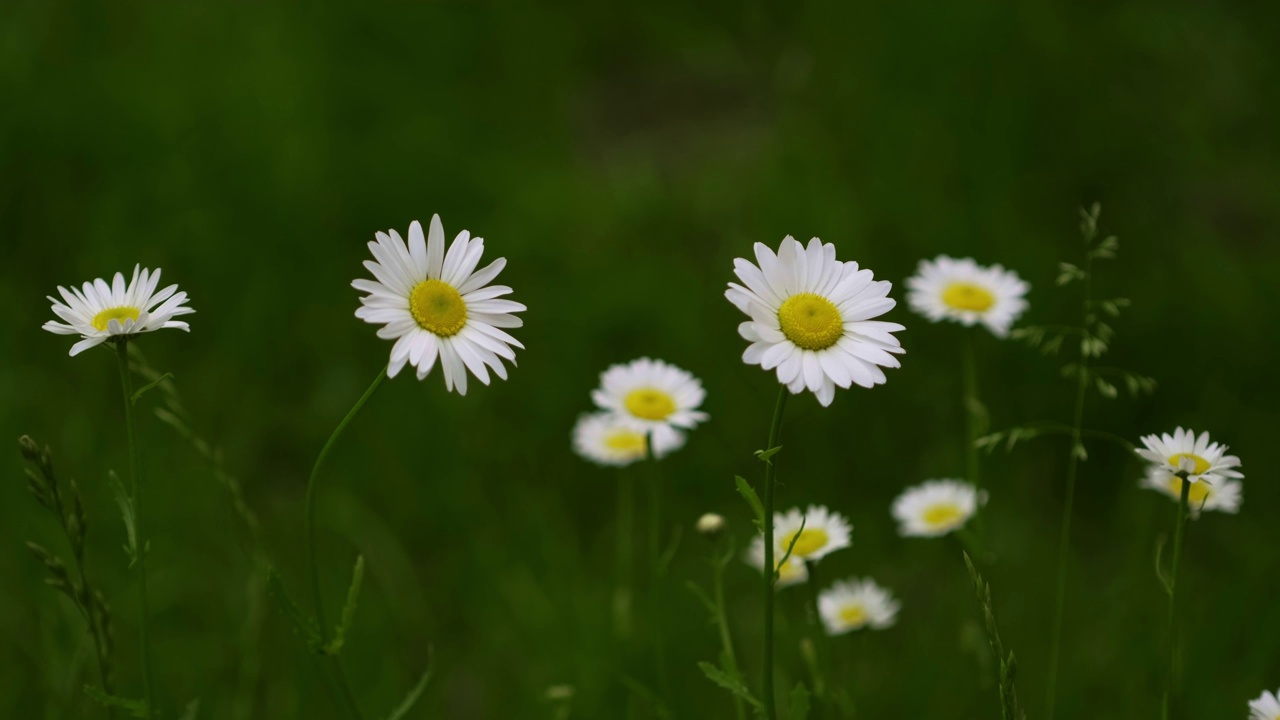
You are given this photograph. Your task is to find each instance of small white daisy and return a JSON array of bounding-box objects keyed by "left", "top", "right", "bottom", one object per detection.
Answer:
[
  {"left": 1136, "top": 427, "right": 1243, "bottom": 488},
  {"left": 353, "top": 214, "right": 525, "bottom": 394},
  {"left": 905, "top": 255, "right": 1029, "bottom": 337},
  {"left": 695, "top": 513, "right": 726, "bottom": 537},
  {"left": 571, "top": 411, "right": 684, "bottom": 467},
  {"left": 745, "top": 534, "right": 808, "bottom": 589},
  {"left": 43, "top": 265, "right": 194, "bottom": 356},
  {"left": 891, "top": 479, "right": 986, "bottom": 538},
  {"left": 1250, "top": 688, "right": 1280, "bottom": 720},
  {"left": 726, "top": 236, "right": 905, "bottom": 407},
  {"left": 1140, "top": 470, "right": 1242, "bottom": 517},
  {"left": 818, "top": 578, "right": 900, "bottom": 635},
  {"left": 590, "top": 358, "right": 708, "bottom": 449},
  {"left": 773, "top": 505, "right": 852, "bottom": 562}
]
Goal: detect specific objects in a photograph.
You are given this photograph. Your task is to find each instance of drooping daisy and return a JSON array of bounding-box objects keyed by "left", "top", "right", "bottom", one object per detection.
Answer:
[
  {"left": 1140, "top": 470, "right": 1242, "bottom": 517},
  {"left": 42, "top": 265, "right": 194, "bottom": 356},
  {"left": 1250, "top": 688, "right": 1280, "bottom": 720},
  {"left": 891, "top": 479, "right": 986, "bottom": 538},
  {"left": 745, "top": 534, "right": 808, "bottom": 589},
  {"left": 773, "top": 505, "right": 852, "bottom": 562},
  {"left": 818, "top": 578, "right": 900, "bottom": 635},
  {"left": 1136, "top": 427, "right": 1244, "bottom": 488},
  {"left": 726, "top": 236, "right": 904, "bottom": 407},
  {"left": 353, "top": 215, "right": 525, "bottom": 394},
  {"left": 905, "top": 256, "right": 1029, "bottom": 337},
  {"left": 571, "top": 411, "right": 684, "bottom": 466},
  {"left": 591, "top": 358, "right": 708, "bottom": 449}
]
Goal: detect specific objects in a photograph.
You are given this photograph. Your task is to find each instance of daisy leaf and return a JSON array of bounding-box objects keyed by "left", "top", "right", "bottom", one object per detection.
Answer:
[
  {"left": 788, "top": 682, "right": 812, "bottom": 720},
  {"left": 84, "top": 685, "right": 149, "bottom": 719},
  {"left": 265, "top": 568, "right": 321, "bottom": 651},
  {"left": 734, "top": 476, "right": 765, "bottom": 529},
  {"left": 110, "top": 471, "right": 141, "bottom": 568},
  {"left": 754, "top": 446, "right": 783, "bottom": 464},
  {"left": 129, "top": 372, "right": 174, "bottom": 406},
  {"left": 324, "top": 554, "right": 365, "bottom": 656},
  {"left": 697, "top": 661, "right": 761, "bottom": 710}
]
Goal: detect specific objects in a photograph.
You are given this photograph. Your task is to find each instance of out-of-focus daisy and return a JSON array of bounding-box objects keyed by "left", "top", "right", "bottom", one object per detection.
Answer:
[
  {"left": 695, "top": 513, "right": 726, "bottom": 537},
  {"left": 818, "top": 578, "right": 900, "bottom": 635},
  {"left": 726, "top": 236, "right": 904, "bottom": 407},
  {"left": 1250, "top": 688, "right": 1280, "bottom": 720},
  {"left": 905, "top": 256, "right": 1029, "bottom": 337},
  {"left": 591, "top": 358, "right": 708, "bottom": 449},
  {"left": 773, "top": 505, "right": 852, "bottom": 562},
  {"left": 1140, "top": 470, "right": 1242, "bottom": 517},
  {"left": 43, "top": 265, "right": 194, "bottom": 356},
  {"left": 891, "top": 479, "right": 986, "bottom": 538},
  {"left": 353, "top": 215, "right": 525, "bottom": 393},
  {"left": 571, "top": 411, "right": 683, "bottom": 466},
  {"left": 745, "top": 534, "right": 808, "bottom": 588},
  {"left": 1136, "top": 427, "right": 1243, "bottom": 489}
]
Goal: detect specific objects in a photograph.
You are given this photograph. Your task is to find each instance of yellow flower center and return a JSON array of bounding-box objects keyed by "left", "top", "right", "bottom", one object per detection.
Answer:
[
  {"left": 409, "top": 279, "right": 467, "bottom": 337},
  {"left": 1166, "top": 477, "right": 1212, "bottom": 506},
  {"left": 923, "top": 503, "right": 966, "bottom": 529},
  {"left": 624, "top": 388, "right": 677, "bottom": 421},
  {"left": 839, "top": 604, "right": 867, "bottom": 627},
  {"left": 778, "top": 293, "right": 844, "bottom": 351},
  {"left": 604, "top": 430, "right": 647, "bottom": 456},
  {"left": 777, "top": 558, "right": 802, "bottom": 581},
  {"left": 1168, "top": 453, "right": 1211, "bottom": 475},
  {"left": 91, "top": 306, "right": 141, "bottom": 332},
  {"left": 783, "top": 527, "right": 830, "bottom": 557},
  {"left": 941, "top": 282, "right": 996, "bottom": 312}
]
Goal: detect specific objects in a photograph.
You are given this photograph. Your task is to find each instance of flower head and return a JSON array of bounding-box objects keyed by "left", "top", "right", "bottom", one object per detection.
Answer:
[
  {"left": 818, "top": 578, "right": 900, "bottom": 635},
  {"left": 591, "top": 358, "right": 708, "bottom": 450},
  {"left": 1250, "top": 688, "right": 1280, "bottom": 720},
  {"left": 1136, "top": 427, "right": 1243, "bottom": 487},
  {"left": 773, "top": 505, "right": 852, "bottom": 562},
  {"left": 905, "top": 256, "right": 1028, "bottom": 337},
  {"left": 43, "top": 265, "right": 193, "bottom": 356},
  {"left": 696, "top": 513, "right": 726, "bottom": 537},
  {"left": 353, "top": 215, "right": 525, "bottom": 393},
  {"left": 726, "top": 236, "right": 904, "bottom": 406},
  {"left": 1140, "top": 470, "right": 1242, "bottom": 517},
  {"left": 892, "top": 479, "right": 986, "bottom": 538},
  {"left": 745, "top": 534, "right": 808, "bottom": 589},
  {"left": 571, "top": 411, "right": 683, "bottom": 466}
]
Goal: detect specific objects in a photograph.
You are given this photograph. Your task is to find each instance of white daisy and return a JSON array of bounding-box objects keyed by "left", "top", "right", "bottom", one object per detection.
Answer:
[
  {"left": 891, "top": 479, "right": 986, "bottom": 538},
  {"left": 1250, "top": 688, "right": 1280, "bottom": 720},
  {"left": 591, "top": 358, "right": 708, "bottom": 449},
  {"left": 726, "top": 236, "right": 904, "bottom": 407},
  {"left": 905, "top": 255, "right": 1029, "bottom": 337},
  {"left": 353, "top": 214, "right": 525, "bottom": 394},
  {"left": 773, "top": 505, "right": 852, "bottom": 562},
  {"left": 818, "top": 578, "right": 900, "bottom": 635},
  {"left": 1136, "top": 427, "right": 1243, "bottom": 488},
  {"left": 745, "top": 534, "right": 808, "bottom": 589},
  {"left": 571, "top": 411, "right": 684, "bottom": 467},
  {"left": 1140, "top": 470, "right": 1242, "bottom": 517},
  {"left": 43, "top": 265, "right": 194, "bottom": 356}
]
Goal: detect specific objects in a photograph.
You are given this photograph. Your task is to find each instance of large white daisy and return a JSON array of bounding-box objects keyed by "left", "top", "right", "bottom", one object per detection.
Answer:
[
  {"left": 1136, "top": 427, "right": 1243, "bottom": 488},
  {"left": 773, "top": 505, "right": 852, "bottom": 562},
  {"left": 745, "top": 534, "right": 808, "bottom": 589},
  {"left": 726, "top": 236, "right": 904, "bottom": 407},
  {"left": 891, "top": 479, "right": 986, "bottom": 538},
  {"left": 571, "top": 411, "right": 684, "bottom": 467},
  {"left": 818, "top": 578, "right": 900, "bottom": 635},
  {"left": 353, "top": 215, "right": 525, "bottom": 393},
  {"left": 905, "top": 256, "right": 1029, "bottom": 337},
  {"left": 1251, "top": 688, "right": 1280, "bottom": 720},
  {"left": 591, "top": 358, "right": 708, "bottom": 449},
  {"left": 43, "top": 265, "right": 194, "bottom": 356}
]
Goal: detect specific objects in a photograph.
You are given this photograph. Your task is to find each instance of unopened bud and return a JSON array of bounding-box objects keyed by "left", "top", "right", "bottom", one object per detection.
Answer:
[
  {"left": 696, "top": 513, "right": 726, "bottom": 537},
  {"left": 18, "top": 435, "right": 40, "bottom": 463}
]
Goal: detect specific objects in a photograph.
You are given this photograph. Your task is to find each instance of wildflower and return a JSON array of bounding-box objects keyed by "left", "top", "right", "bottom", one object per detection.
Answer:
[
  {"left": 745, "top": 534, "right": 808, "bottom": 588},
  {"left": 696, "top": 513, "right": 726, "bottom": 537},
  {"left": 818, "top": 578, "right": 900, "bottom": 634},
  {"left": 43, "top": 265, "right": 194, "bottom": 355},
  {"left": 773, "top": 505, "right": 852, "bottom": 562},
  {"left": 905, "top": 255, "right": 1028, "bottom": 337},
  {"left": 892, "top": 479, "right": 986, "bottom": 538},
  {"left": 1250, "top": 688, "right": 1280, "bottom": 720},
  {"left": 1136, "top": 427, "right": 1243, "bottom": 487},
  {"left": 591, "top": 358, "right": 708, "bottom": 449},
  {"left": 1139, "top": 470, "right": 1242, "bottom": 517},
  {"left": 571, "top": 412, "right": 682, "bottom": 466}
]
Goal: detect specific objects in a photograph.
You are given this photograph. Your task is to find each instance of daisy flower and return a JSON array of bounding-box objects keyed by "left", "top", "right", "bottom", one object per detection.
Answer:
[
  {"left": 353, "top": 215, "right": 525, "bottom": 393},
  {"left": 818, "top": 578, "right": 900, "bottom": 635},
  {"left": 905, "top": 256, "right": 1029, "bottom": 337},
  {"left": 891, "top": 479, "right": 986, "bottom": 538},
  {"left": 591, "top": 358, "right": 708, "bottom": 449},
  {"left": 726, "top": 236, "right": 904, "bottom": 407},
  {"left": 1250, "top": 688, "right": 1280, "bottom": 720},
  {"left": 773, "top": 505, "right": 852, "bottom": 562},
  {"left": 745, "top": 534, "right": 808, "bottom": 589},
  {"left": 1140, "top": 470, "right": 1242, "bottom": 517},
  {"left": 42, "top": 265, "right": 194, "bottom": 356},
  {"left": 1136, "top": 427, "right": 1243, "bottom": 488},
  {"left": 571, "top": 411, "right": 684, "bottom": 466}
]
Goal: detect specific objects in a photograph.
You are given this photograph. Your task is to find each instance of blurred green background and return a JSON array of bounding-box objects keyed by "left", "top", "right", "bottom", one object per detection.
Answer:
[{"left": 3, "top": 1, "right": 1279, "bottom": 717}]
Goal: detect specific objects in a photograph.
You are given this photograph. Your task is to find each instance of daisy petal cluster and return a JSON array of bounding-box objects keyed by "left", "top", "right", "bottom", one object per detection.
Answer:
[
  {"left": 43, "top": 265, "right": 194, "bottom": 356},
  {"left": 726, "top": 236, "right": 904, "bottom": 406},
  {"left": 745, "top": 534, "right": 808, "bottom": 589},
  {"left": 818, "top": 578, "right": 900, "bottom": 635},
  {"left": 1136, "top": 428, "right": 1244, "bottom": 517},
  {"left": 1250, "top": 688, "right": 1280, "bottom": 720},
  {"left": 773, "top": 505, "right": 852, "bottom": 562},
  {"left": 572, "top": 357, "right": 707, "bottom": 467},
  {"left": 905, "top": 255, "right": 1029, "bottom": 337},
  {"left": 354, "top": 214, "right": 525, "bottom": 393},
  {"left": 892, "top": 479, "right": 986, "bottom": 538}
]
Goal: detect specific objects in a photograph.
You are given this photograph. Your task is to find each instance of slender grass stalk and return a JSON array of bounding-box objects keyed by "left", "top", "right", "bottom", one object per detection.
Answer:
[
  {"left": 643, "top": 443, "right": 671, "bottom": 703},
  {"left": 1161, "top": 476, "right": 1191, "bottom": 720},
  {"left": 803, "top": 561, "right": 827, "bottom": 703},
  {"left": 304, "top": 364, "right": 388, "bottom": 720},
  {"left": 114, "top": 339, "right": 156, "bottom": 719},
  {"left": 709, "top": 541, "right": 747, "bottom": 720},
  {"left": 614, "top": 472, "right": 634, "bottom": 640},
  {"left": 761, "top": 385, "right": 790, "bottom": 720},
  {"left": 962, "top": 335, "right": 982, "bottom": 496}
]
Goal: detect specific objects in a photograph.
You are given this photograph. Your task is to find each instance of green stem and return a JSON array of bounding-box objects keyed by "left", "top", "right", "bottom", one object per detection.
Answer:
[
  {"left": 304, "top": 364, "right": 387, "bottom": 720},
  {"left": 1161, "top": 476, "right": 1191, "bottom": 720},
  {"left": 711, "top": 546, "right": 747, "bottom": 720},
  {"left": 644, "top": 444, "right": 671, "bottom": 704},
  {"left": 614, "top": 472, "right": 635, "bottom": 640},
  {"left": 804, "top": 561, "right": 827, "bottom": 703},
  {"left": 115, "top": 339, "right": 156, "bottom": 719},
  {"left": 761, "top": 385, "right": 790, "bottom": 720},
  {"left": 962, "top": 335, "right": 985, "bottom": 539}
]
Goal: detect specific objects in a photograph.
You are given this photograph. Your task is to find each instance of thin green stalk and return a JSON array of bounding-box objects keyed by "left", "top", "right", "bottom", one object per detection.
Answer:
[
  {"left": 614, "top": 472, "right": 634, "bottom": 640},
  {"left": 115, "top": 339, "right": 156, "bottom": 719},
  {"left": 710, "top": 545, "right": 747, "bottom": 720},
  {"left": 643, "top": 446, "right": 671, "bottom": 704},
  {"left": 804, "top": 561, "right": 827, "bottom": 703},
  {"left": 962, "top": 335, "right": 986, "bottom": 540},
  {"left": 761, "top": 385, "right": 790, "bottom": 720},
  {"left": 1161, "top": 476, "right": 1191, "bottom": 720}
]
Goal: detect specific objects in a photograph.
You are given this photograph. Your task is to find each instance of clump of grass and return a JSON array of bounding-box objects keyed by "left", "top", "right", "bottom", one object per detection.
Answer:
[{"left": 963, "top": 552, "right": 1026, "bottom": 720}]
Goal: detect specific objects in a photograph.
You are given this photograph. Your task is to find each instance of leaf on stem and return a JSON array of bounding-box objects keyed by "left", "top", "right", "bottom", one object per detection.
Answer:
[
  {"left": 110, "top": 471, "right": 141, "bottom": 567},
  {"left": 130, "top": 372, "right": 174, "bottom": 406},
  {"left": 383, "top": 649, "right": 434, "bottom": 720},
  {"left": 754, "top": 446, "right": 783, "bottom": 464},
  {"left": 697, "top": 661, "right": 762, "bottom": 710},
  {"left": 265, "top": 568, "right": 322, "bottom": 651},
  {"left": 734, "top": 476, "right": 765, "bottom": 530},
  {"left": 774, "top": 516, "right": 807, "bottom": 586},
  {"left": 84, "top": 685, "right": 149, "bottom": 719},
  {"left": 788, "top": 682, "right": 812, "bottom": 720},
  {"left": 324, "top": 555, "right": 365, "bottom": 655}
]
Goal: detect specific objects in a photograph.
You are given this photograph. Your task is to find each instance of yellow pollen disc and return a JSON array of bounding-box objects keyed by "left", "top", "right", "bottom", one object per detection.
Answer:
[
  {"left": 1167, "top": 477, "right": 1212, "bottom": 506},
  {"left": 941, "top": 282, "right": 996, "bottom": 312},
  {"left": 91, "top": 306, "right": 141, "bottom": 331},
  {"left": 839, "top": 604, "right": 867, "bottom": 626},
  {"left": 777, "top": 293, "right": 844, "bottom": 351},
  {"left": 923, "top": 503, "right": 965, "bottom": 529},
  {"left": 1168, "top": 453, "right": 1211, "bottom": 475},
  {"left": 624, "top": 388, "right": 677, "bottom": 421},
  {"left": 604, "top": 431, "right": 647, "bottom": 455},
  {"left": 784, "top": 528, "right": 830, "bottom": 557},
  {"left": 409, "top": 279, "right": 467, "bottom": 337}
]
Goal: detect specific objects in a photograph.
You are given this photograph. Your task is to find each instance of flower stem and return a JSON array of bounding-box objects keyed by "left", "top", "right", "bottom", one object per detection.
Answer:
[
  {"left": 1161, "top": 476, "right": 1191, "bottom": 720},
  {"left": 304, "top": 364, "right": 387, "bottom": 720},
  {"left": 710, "top": 544, "right": 747, "bottom": 720},
  {"left": 115, "top": 339, "right": 156, "bottom": 719},
  {"left": 614, "top": 472, "right": 634, "bottom": 640},
  {"left": 761, "top": 385, "right": 790, "bottom": 720},
  {"left": 644, "top": 447, "right": 671, "bottom": 703},
  {"left": 962, "top": 335, "right": 985, "bottom": 538}
]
